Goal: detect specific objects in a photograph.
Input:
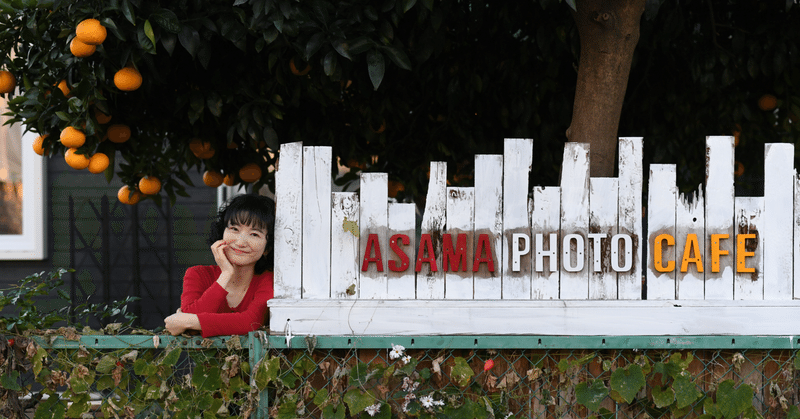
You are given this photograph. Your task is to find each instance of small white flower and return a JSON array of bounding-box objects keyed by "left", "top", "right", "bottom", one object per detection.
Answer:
[
  {"left": 389, "top": 349, "right": 402, "bottom": 359},
  {"left": 433, "top": 400, "right": 445, "bottom": 406},
  {"left": 504, "top": 413, "right": 512, "bottom": 419},
  {"left": 402, "top": 355, "right": 412, "bottom": 364},
  {"left": 420, "top": 395, "right": 434, "bottom": 408},
  {"left": 364, "top": 403, "right": 381, "bottom": 417}
]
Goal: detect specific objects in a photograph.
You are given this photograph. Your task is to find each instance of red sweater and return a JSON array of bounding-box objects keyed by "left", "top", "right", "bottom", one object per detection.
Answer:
[{"left": 180, "top": 265, "right": 274, "bottom": 337}]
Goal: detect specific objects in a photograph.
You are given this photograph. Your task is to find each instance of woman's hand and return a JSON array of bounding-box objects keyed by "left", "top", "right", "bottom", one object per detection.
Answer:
[
  {"left": 211, "top": 239, "right": 235, "bottom": 288},
  {"left": 164, "top": 311, "right": 200, "bottom": 336}
]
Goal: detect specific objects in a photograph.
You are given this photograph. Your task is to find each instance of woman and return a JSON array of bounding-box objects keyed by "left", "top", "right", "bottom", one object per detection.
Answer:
[{"left": 164, "top": 194, "right": 275, "bottom": 337}]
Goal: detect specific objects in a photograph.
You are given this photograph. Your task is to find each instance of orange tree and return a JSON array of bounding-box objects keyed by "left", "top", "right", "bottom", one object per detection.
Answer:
[{"left": 0, "top": 1, "right": 798, "bottom": 204}]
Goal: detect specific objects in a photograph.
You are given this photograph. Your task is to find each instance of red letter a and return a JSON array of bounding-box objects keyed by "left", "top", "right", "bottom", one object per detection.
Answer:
[{"left": 361, "top": 234, "right": 384, "bottom": 272}]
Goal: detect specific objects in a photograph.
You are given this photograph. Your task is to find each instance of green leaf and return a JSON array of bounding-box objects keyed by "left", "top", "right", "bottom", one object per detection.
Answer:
[
  {"left": 254, "top": 356, "right": 279, "bottom": 390},
  {"left": 96, "top": 354, "right": 118, "bottom": 374},
  {"left": 610, "top": 364, "right": 645, "bottom": 404},
  {"left": 121, "top": 0, "right": 136, "bottom": 25},
  {"left": 716, "top": 380, "right": 753, "bottom": 419},
  {"left": 313, "top": 387, "right": 329, "bottom": 405},
  {"left": 451, "top": 356, "right": 474, "bottom": 387},
  {"left": 144, "top": 20, "right": 156, "bottom": 47},
  {"left": 65, "top": 393, "right": 91, "bottom": 417},
  {"left": 178, "top": 26, "right": 200, "bottom": 57},
  {"left": 786, "top": 405, "right": 800, "bottom": 419},
  {"left": 1, "top": 370, "right": 21, "bottom": 391},
  {"left": 673, "top": 375, "right": 702, "bottom": 409},
  {"left": 402, "top": 0, "right": 417, "bottom": 13},
  {"left": 161, "top": 347, "right": 182, "bottom": 366},
  {"left": 305, "top": 32, "right": 325, "bottom": 61},
  {"left": 343, "top": 388, "right": 376, "bottom": 414},
  {"left": 652, "top": 385, "right": 675, "bottom": 408},
  {"left": 575, "top": 379, "right": 608, "bottom": 412},
  {"left": 381, "top": 45, "right": 412, "bottom": 71},
  {"left": 150, "top": 8, "right": 181, "bottom": 33},
  {"left": 367, "top": 50, "right": 385, "bottom": 90}
]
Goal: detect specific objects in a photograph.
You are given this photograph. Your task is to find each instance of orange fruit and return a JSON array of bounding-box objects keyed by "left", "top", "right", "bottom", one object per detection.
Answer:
[
  {"left": 758, "top": 94, "right": 777, "bottom": 111},
  {"left": 114, "top": 67, "right": 142, "bottom": 91},
  {"left": 76, "top": 18, "right": 107, "bottom": 45},
  {"left": 107, "top": 124, "right": 131, "bottom": 143},
  {"left": 239, "top": 163, "right": 262, "bottom": 183},
  {"left": 64, "top": 148, "right": 90, "bottom": 170},
  {"left": 223, "top": 174, "right": 236, "bottom": 186},
  {"left": 289, "top": 57, "right": 311, "bottom": 76},
  {"left": 57, "top": 80, "right": 70, "bottom": 96},
  {"left": 88, "top": 153, "right": 109, "bottom": 173},
  {"left": 32, "top": 134, "right": 48, "bottom": 155},
  {"left": 734, "top": 161, "right": 745, "bottom": 177},
  {"left": 60, "top": 126, "right": 86, "bottom": 148},
  {"left": 0, "top": 70, "right": 16, "bottom": 94},
  {"left": 94, "top": 108, "right": 111, "bottom": 124},
  {"left": 203, "top": 170, "right": 224, "bottom": 187},
  {"left": 117, "top": 185, "right": 142, "bottom": 205},
  {"left": 138, "top": 176, "right": 161, "bottom": 195},
  {"left": 189, "top": 138, "right": 215, "bottom": 159},
  {"left": 69, "top": 38, "right": 96, "bottom": 57}
]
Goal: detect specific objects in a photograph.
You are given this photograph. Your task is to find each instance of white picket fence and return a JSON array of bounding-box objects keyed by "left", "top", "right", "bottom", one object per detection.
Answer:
[{"left": 269, "top": 137, "right": 800, "bottom": 336}]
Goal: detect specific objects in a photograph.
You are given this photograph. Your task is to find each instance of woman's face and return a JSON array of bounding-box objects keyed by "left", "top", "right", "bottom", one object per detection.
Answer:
[{"left": 222, "top": 222, "right": 268, "bottom": 267}]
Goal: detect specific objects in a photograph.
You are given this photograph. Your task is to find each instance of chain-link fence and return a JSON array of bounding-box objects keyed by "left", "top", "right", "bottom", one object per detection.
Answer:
[{"left": 2, "top": 333, "right": 799, "bottom": 418}]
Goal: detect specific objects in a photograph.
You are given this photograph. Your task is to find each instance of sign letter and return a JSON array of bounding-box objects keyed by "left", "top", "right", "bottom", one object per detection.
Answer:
[
  {"left": 473, "top": 233, "right": 495, "bottom": 272},
  {"left": 511, "top": 233, "right": 530, "bottom": 272},
  {"left": 562, "top": 234, "right": 585, "bottom": 272},
  {"left": 588, "top": 233, "right": 607, "bottom": 272},
  {"left": 737, "top": 233, "right": 756, "bottom": 273},
  {"left": 654, "top": 233, "right": 675, "bottom": 273},
  {"left": 535, "top": 233, "right": 558, "bottom": 272},
  {"left": 388, "top": 234, "right": 410, "bottom": 272},
  {"left": 415, "top": 233, "right": 438, "bottom": 272},
  {"left": 710, "top": 233, "right": 729, "bottom": 273},
  {"left": 443, "top": 233, "right": 468, "bottom": 272},
  {"left": 361, "top": 233, "right": 384, "bottom": 272},
  {"left": 680, "top": 233, "right": 704, "bottom": 273},
  {"left": 611, "top": 234, "right": 633, "bottom": 272}
]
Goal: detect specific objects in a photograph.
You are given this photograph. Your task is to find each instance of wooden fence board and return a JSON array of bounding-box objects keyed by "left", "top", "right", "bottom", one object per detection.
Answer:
[
  {"left": 502, "top": 138, "right": 533, "bottom": 299},
  {"left": 531, "top": 186, "right": 560, "bottom": 299},
  {"left": 676, "top": 187, "right": 705, "bottom": 299},
  {"left": 302, "top": 146, "right": 332, "bottom": 298},
  {"left": 387, "top": 202, "right": 417, "bottom": 299},
  {"left": 418, "top": 162, "right": 447, "bottom": 299},
  {"left": 331, "top": 192, "right": 359, "bottom": 299},
  {"left": 560, "top": 143, "right": 590, "bottom": 299},
  {"left": 795, "top": 176, "right": 800, "bottom": 300},
  {"left": 705, "top": 136, "right": 735, "bottom": 299},
  {"left": 445, "top": 187, "right": 475, "bottom": 299},
  {"left": 474, "top": 154, "right": 503, "bottom": 299},
  {"left": 734, "top": 197, "right": 764, "bottom": 300},
  {"left": 359, "top": 173, "right": 388, "bottom": 299},
  {"left": 274, "top": 141, "right": 303, "bottom": 299},
  {"left": 588, "top": 177, "right": 618, "bottom": 300},
  {"left": 618, "top": 137, "right": 643, "bottom": 299},
  {"left": 647, "top": 164, "right": 676, "bottom": 299},
  {"left": 763, "top": 143, "right": 794, "bottom": 300}
]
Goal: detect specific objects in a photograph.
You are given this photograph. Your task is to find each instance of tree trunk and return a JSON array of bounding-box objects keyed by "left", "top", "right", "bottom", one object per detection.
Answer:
[{"left": 567, "top": 0, "right": 646, "bottom": 177}]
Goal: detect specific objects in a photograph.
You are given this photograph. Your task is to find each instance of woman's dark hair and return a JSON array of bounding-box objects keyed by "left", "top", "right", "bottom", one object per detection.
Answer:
[{"left": 208, "top": 194, "right": 276, "bottom": 274}]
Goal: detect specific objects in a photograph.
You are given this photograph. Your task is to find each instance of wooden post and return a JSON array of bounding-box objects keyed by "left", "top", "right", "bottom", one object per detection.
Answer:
[
  {"left": 274, "top": 142, "right": 303, "bottom": 299},
  {"left": 763, "top": 143, "right": 794, "bottom": 300},
  {"left": 331, "top": 192, "right": 359, "bottom": 299},
  {"left": 532, "top": 186, "right": 560, "bottom": 299},
  {"left": 617, "top": 137, "right": 643, "bottom": 299},
  {"left": 302, "top": 146, "right": 332, "bottom": 298},
  {"left": 676, "top": 187, "right": 705, "bottom": 299},
  {"left": 560, "top": 143, "right": 590, "bottom": 299},
  {"left": 445, "top": 187, "right": 475, "bottom": 299},
  {"left": 359, "top": 173, "right": 388, "bottom": 298},
  {"left": 387, "top": 202, "right": 416, "bottom": 299},
  {"left": 588, "top": 177, "right": 618, "bottom": 299},
  {"left": 474, "top": 154, "right": 503, "bottom": 299},
  {"left": 705, "top": 136, "right": 734, "bottom": 299},
  {"left": 502, "top": 138, "right": 534, "bottom": 299},
  {"left": 418, "top": 162, "right": 447, "bottom": 299},
  {"left": 734, "top": 197, "right": 764, "bottom": 300},
  {"left": 646, "top": 164, "right": 676, "bottom": 299}
]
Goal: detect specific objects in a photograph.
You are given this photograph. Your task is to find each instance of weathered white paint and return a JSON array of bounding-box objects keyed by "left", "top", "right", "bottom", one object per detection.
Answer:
[
  {"left": 763, "top": 143, "right": 794, "bottom": 300},
  {"left": 502, "top": 138, "right": 533, "bottom": 299},
  {"left": 560, "top": 143, "right": 590, "bottom": 299},
  {"left": 269, "top": 299, "right": 800, "bottom": 336},
  {"left": 795, "top": 176, "right": 800, "bottom": 300},
  {"left": 474, "top": 155, "right": 503, "bottom": 299},
  {"left": 445, "top": 187, "right": 475, "bottom": 299},
  {"left": 302, "top": 147, "right": 332, "bottom": 298},
  {"left": 330, "top": 192, "right": 359, "bottom": 299},
  {"left": 734, "top": 197, "right": 764, "bottom": 300},
  {"left": 589, "top": 178, "right": 618, "bottom": 300},
  {"left": 676, "top": 187, "right": 705, "bottom": 299},
  {"left": 418, "top": 162, "right": 447, "bottom": 299},
  {"left": 531, "top": 186, "right": 560, "bottom": 299},
  {"left": 647, "top": 165, "right": 676, "bottom": 299},
  {"left": 705, "top": 136, "right": 734, "bottom": 299},
  {"left": 387, "top": 203, "right": 417, "bottom": 299},
  {"left": 273, "top": 141, "right": 303, "bottom": 299},
  {"left": 618, "top": 137, "right": 643, "bottom": 299},
  {"left": 359, "top": 173, "right": 388, "bottom": 299}
]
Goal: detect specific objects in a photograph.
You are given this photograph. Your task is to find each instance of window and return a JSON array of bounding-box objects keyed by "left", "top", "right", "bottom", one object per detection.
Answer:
[{"left": 0, "top": 116, "right": 46, "bottom": 260}]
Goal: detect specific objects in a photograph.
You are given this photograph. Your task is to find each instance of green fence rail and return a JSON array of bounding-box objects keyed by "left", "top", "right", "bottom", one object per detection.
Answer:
[{"left": 2, "top": 333, "right": 799, "bottom": 418}]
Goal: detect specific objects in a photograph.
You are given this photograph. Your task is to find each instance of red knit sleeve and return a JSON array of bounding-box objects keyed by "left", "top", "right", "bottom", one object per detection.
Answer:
[
  {"left": 195, "top": 272, "right": 274, "bottom": 338},
  {"left": 180, "top": 266, "right": 228, "bottom": 314}
]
